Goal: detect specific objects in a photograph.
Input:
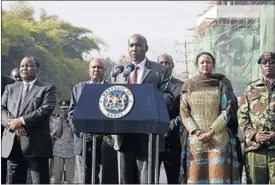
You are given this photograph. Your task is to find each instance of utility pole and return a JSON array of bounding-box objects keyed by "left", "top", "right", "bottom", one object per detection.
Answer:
[
  {"left": 175, "top": 39, "right": 198, "bottom": 79},
  {"left": 184, "top": 40, "right": 188, "bottom": 79}
]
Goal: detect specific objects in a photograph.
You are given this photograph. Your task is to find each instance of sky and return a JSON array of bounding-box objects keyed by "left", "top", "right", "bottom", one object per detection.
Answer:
[{"left": 2, "top": 1, "right": 210, "bottom": 71}]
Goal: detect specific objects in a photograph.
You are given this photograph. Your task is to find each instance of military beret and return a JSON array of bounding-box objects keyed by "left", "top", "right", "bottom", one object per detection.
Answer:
[
  {"left": 59, "top": 100, "right": 70, "bottom": 109},
  {"left": 257, "top": 52, "right": 275, "bottom": 64}
]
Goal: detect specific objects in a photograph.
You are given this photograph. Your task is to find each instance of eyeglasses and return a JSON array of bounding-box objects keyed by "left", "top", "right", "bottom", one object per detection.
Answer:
[{"left": 261, "top": 60, "right": 275, "bottom": 65}]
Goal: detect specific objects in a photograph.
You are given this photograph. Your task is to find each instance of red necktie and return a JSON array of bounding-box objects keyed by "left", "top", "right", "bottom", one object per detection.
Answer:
[
  {"left": 130, "top": 65, "right": 139, "bottom": 84},
  {"left": 17, "top": 83, "right": 29, "bottom": 117}
]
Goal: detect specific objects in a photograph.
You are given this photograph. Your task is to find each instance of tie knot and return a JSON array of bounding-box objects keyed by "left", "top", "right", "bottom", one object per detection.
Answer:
[
  {"left": 134, "top": 65, "right": 139, "bottom": 70},
  {"left": 24, "top": 83, "right": 29, "bottom": 88}
]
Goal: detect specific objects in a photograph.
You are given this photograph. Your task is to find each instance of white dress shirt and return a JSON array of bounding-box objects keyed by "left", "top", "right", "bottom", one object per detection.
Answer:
[
  {"left": 89, "top": 79, "right": 104, "bottom": 84},
  {"left": 130, "top": 58, "right": 146, "bottom": 84}
]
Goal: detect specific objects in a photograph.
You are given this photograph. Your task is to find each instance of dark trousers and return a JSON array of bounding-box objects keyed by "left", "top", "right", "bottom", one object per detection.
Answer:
[
  {"left": 1, "top": 157, "right": 7, "bottom": 184},
  {"left": 26, "top": 169, "right": 32, "bottom": 183},
  {"left": 120, "top": 134, "right": 155, "bottom": 184},
  {"left": 101, "top": 141, "right": 118, "bottom": 184},
  {"left": 6, "top": 138, "right": 50, "bottom": 184},
  {"left": 53, "top": 156, "right": 75, "bottom": 184},
  {"left": 76, "top": 141, "right": 101, "bottom": 184},
  {"left": 159, "top": 150, "right": 181, "bottom": 184}
]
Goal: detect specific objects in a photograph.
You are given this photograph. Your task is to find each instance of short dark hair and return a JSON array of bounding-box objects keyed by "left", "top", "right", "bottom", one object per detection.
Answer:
[
  {"left": 24, "top": 56, "right": 40, "bottom": 69},
  {"left": 129, "top": 34, "right": 148, "bottom": 47},
  {"left": 195, "top": 52, "right": 216, "bottom": 68}
]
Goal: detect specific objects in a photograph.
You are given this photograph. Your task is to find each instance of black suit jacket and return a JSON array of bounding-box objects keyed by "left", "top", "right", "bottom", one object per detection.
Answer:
[
  {"left": 68, "top": 80, "right": 107, "bottom": 155},
  {"left": 165, "top": 77, "right": 185, "bottom": 152},
  {"left": 1, "top": 79, "right": 57, "bottom": 158},
  {"left": 108, "top": 59, "right": 173, "bottom": 152}
]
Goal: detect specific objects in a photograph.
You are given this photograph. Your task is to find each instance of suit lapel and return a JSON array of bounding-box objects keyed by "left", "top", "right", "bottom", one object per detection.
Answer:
[
  {"left": 170, "top": 77, "right": 177, "bottom": 92},
  {"left": 125, "top": 63, "right": 131, "bottom": 84},
  {"left": 13, "top": 83, "right": 23, "bottom": 117},
  {"left": 20, "top": 80, "right": 41, "bottom": 115},
  {"left": 140, "top": 59, "right": 151, "bottom": 83},
  {"left": 126, "top": 75, "right": 130, "bottom": 83}
]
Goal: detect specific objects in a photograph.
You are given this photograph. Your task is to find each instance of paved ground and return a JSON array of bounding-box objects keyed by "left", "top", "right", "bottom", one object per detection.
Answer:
[
  {"left": 159, "top": 164, "right": 168, "bottom": 183},
  {"left": 52, "top": 164, "right": 168, "bottom": 184}
]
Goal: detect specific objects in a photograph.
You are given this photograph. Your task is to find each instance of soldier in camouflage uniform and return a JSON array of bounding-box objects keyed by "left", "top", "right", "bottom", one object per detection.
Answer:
[{"left": 238, "top": 52, "right": 275, "bottom": 184}]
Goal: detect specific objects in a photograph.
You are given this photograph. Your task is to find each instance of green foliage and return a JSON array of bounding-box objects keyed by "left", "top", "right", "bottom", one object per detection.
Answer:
[
  {"left": 1, "top": 1, "right": 112, "bottom": 112},
  {"left": 119, "top": 55, "right": 130, "bottom": 63}
]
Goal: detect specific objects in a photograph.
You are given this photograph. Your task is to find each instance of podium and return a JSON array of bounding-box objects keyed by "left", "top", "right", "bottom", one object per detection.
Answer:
[{"left": 72, "top": 84, "right": 170, "bottom": 184}]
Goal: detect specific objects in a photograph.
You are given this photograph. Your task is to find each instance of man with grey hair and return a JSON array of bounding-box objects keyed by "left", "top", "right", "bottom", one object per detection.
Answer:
[
  {"left": 157, "top": 53, "right": 185, "bottom": 183},
  {"left": 68, "top": 57, "right": 107, "bottom": 184}
]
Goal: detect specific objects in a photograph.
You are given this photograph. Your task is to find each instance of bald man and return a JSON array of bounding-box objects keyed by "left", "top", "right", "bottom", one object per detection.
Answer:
[
  {"left": 109, "top": 34, "right": 173, "bottom": 184},
  {"left": 10, "top": 68, "right": 22, "bottom": 83},
  {"left": 68, "top": 58, "right": 107, "bottom": 184}
]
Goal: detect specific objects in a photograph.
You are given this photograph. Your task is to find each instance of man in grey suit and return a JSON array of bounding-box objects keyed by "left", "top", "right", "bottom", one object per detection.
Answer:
[
  {"left": 52, "top": 100, "right": 75, "bottom": 184},
  {"left": 9, "top": 67, "right": 34, "bottom": 184},
  {"left": 1, "top": 76, "right": 14, "bottom": 184},
  {"left": 109, "top": 34, "right": 173, "bottom": 184},
  {"left": 1, "top": 56, "right": 57, "bottom": 184},
  {"left": 68, "top": 58, "right": 106, "bottom": 184}
]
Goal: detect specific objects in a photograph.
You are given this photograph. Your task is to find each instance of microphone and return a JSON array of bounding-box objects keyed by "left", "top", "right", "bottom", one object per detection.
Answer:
[
  {"left": 111, "top": 65, "right": 125, "bottom": 77},
  {"left": 123, "top": 64, "right": 135, "bottom": 77}
]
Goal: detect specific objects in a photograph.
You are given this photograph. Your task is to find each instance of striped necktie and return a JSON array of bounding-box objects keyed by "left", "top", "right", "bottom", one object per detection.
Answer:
[{"left": 17, "top": 83, "right": 29, "bottom": 116}]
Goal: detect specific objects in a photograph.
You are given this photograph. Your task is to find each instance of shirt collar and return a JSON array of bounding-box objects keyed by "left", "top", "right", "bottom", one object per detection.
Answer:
[
  {"left": 23, "top": 78, "right": 37, "bottom": 87},
  {"left": 131, "top": 58, "right": 146, "bottom": 70},
  {"left": 89, "top": 79, "right": 104, "bottom": 84}
]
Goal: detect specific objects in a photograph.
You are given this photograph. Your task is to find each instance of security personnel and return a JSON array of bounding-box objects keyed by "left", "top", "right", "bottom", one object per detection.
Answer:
[
  {"left": 52, "top": 100, "right": 75, "bottom": 184},
  {"left": 238, "top": 52, "right": 275, "bottom": 184},
  {"left": 157, "top": 53, "right": 184, "bottom": 183},
  {"left": 10, "top": 68, "right": 22, "bottom": 83}
]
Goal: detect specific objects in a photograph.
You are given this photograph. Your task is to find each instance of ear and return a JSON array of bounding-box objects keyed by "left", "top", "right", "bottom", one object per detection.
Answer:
[{"left": 145, "top": 45, "right": 149, "bottom": 52}]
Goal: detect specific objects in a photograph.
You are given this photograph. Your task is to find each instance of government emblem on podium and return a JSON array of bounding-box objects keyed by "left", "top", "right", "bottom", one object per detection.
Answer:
[{"left": 99, "top": 85, "right": 134, "bottom": 118}]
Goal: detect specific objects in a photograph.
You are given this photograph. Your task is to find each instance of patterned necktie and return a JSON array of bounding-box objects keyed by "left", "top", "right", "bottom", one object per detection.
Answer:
[
  {"left": 130, "top": 65, "right": 139, "bottom": 84},
  {"left": 17, "top": 83, "right": 29, "bottom": 116}
]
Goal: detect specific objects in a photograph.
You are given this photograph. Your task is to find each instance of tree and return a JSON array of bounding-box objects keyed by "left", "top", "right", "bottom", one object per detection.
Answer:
[
  {"left": 119, "top": 55, "right": 130, "bottom": 63},
  {"left": 1, "top": 1, "right": 112, "bottom": 112},
  {"left": 103, "top": 57, "right": 116, "bottom": 79}
]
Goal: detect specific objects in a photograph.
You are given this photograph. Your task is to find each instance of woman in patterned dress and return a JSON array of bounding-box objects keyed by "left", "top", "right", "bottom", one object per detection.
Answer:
[{"left": 180, "top": 52, "right": 240, "bottom": 184}]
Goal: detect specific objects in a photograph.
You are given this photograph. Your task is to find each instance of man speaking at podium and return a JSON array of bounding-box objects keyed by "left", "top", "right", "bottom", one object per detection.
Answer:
[{"left": 109, "top": 34, "right": 173, "bottom": 184}]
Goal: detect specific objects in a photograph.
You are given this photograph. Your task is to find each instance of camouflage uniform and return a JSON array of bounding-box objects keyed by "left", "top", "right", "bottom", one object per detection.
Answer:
[{"left": 238, "top": 52, "right": 275, "bottom": 184}]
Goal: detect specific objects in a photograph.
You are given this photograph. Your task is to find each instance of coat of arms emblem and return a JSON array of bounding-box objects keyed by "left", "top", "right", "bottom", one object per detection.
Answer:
[{"left": 99, "top": 85, "right": 134, "bottom": 118}]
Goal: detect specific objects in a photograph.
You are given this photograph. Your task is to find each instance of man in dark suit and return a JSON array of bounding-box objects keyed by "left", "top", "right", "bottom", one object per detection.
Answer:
[
  {"left": 51, "top": 100, "right": 75, "bottom": 184},
  {"left": 157, "top": 53, "right": 185, "bottom": 184},
  {"left": 68, "top": 57, "right": 107, "bottom": 184},
  {"left": 101, "top": 135, "right": 120, "bottom": 184},
  {"left": 109, "top": 34, "right": 173, "bottom": 184},
  {"left": 1, "top": 76, "right": 14, "bottom": 184},
  {"left": 1, "top": 56, "right": 57, "bottom": 184}
]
